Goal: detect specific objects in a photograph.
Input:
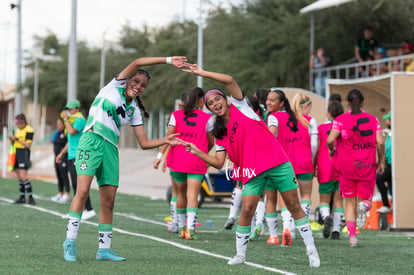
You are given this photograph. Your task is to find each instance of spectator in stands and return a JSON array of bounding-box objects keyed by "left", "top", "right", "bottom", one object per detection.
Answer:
[
  {"left": 310, "top": 47, "right": 331, "bottom": 97},
  {"left": 402, "top": 42, "right": 414, "bottom": 72},
  {"left": 391, "top": 42, "right": 414, "bottom": 72},
  {"left": 371, "top": 47, "right": 389, "bottom": 76},
  {"left": 355, "top": 26, "right": 378, "bottom": 63}
]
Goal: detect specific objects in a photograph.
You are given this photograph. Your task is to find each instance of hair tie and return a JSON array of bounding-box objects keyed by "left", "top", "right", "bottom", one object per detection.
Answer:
[{"left": 300, "top": 99, "right": 312, "bottom": 107}]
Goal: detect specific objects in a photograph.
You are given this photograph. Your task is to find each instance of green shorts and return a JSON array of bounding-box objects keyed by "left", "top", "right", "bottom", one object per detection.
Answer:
[
  {"left": 242, "top": 162, "right": 298, "bottom": 196},
  {"left": 76, "top": 131, "right": 119, "bottom": 187},
  {"left": 169, "top": 170, "right": 204, "bottom": 182},
  {"left": 297, "top": 172, "right": 314, "bottom": 181},
  {"left": 319, "top": 180, "right": 339, "bottom": 194}
]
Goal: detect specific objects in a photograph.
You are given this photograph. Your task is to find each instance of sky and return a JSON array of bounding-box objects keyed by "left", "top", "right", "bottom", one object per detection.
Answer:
[{"left": 0, "top": 0, "right": 245, "bottom": 84}]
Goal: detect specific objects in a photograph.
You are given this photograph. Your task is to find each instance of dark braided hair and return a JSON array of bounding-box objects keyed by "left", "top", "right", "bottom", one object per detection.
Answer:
[
  {"left": 135, "top": 96, "right": 149, "bottom": 119},
  {"left": 184, "top": 87, "right": 204, "bottom": 116},
  {"left": 347, "top": 88, "right": 364, "bottom": 115},
  {"left": 132, "top": 69, "right": 151, "bottom": 119},
  {"left": 272, "top": 89, "right": 298, "bottom": 132}
]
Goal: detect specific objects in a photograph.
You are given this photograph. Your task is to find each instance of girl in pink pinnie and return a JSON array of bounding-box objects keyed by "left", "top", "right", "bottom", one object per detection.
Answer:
[
  {"left": 327, "top": 88, "right": 385, "bottom": 248},
  {"left": 180, "top": 64, "right": 320, "bottom": 267},
  {"left": 315, "top": 101, "right": 344, "bottom": 240}
]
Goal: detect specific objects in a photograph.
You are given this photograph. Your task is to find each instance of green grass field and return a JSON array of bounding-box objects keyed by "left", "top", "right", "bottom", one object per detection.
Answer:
[{"left": 1, "top": 178, "right": 413, "bottom": 275}]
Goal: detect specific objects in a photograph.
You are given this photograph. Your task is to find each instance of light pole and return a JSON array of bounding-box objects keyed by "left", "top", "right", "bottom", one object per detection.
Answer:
[
  {"left": 11, "top": 1, "right": 22, "bottom": 115},
  {"left": 67, "top": 0, "right": 77, "bottom": 101},
  {"left": 197, "top": 0, "right": 203, "bottom": 88}
]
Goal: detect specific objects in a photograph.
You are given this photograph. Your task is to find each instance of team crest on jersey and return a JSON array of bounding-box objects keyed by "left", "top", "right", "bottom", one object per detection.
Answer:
[
  {"left": 79, "top": 161, "right": 87, "bottom": 171},
  {"left": 126, "top": 106, "right": 134, "bottom": 117}
]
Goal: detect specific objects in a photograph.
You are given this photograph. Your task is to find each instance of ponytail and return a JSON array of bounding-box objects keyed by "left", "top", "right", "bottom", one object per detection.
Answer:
[
  {"left": 184, "top": 87, "right": 204, "bottom": 116},
  {"left": 135, "top": 96, "right": 149, "bottom": 119},
  {"left": 292, "top": 92, "right": 310, "bottom": 128},
  {"left": 347, "top": 88, "right": 364, "bottom": 115},
  {"left": 272, "top": 90, "right": 298, "bottom": 132}
]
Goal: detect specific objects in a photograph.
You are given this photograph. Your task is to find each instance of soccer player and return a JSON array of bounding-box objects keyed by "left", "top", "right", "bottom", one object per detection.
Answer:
[
  {"left": 57, "top": 99, "right": 95, "bottom": 219},
  {"left": 265, "top": 89, "right": 299, "bottom": 245},
  {"left": 327, "top": 88, "right": 385, "bottom": 248},
  {"left": 315, "top": 101, "right": 344, "bottom": 239},
  {"left": 62, "top": 56, "right": 186, "bottom": 262},
  {"left": 179, "top": 63, "right": 320, "bottom": 267},
  {"left": 165, "top": 87, "right": 214, "bottom": 240},
  {"left": 9, "top": 113, "right": 35, "bottom": 205},
  {"left": 154, "top": 92, "right": 189, "bottom": 234}
]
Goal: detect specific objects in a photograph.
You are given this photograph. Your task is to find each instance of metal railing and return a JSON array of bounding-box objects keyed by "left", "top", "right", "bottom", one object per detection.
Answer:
[{"left": 311, "top": 53, "right": 414, "bottom": 94}]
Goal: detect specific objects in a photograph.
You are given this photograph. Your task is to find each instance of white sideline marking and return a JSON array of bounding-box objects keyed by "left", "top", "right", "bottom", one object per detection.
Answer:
[
  {"left": 115, "top": 212, "right": 219, "bottom": 233},
  {"left": 0, "top": 197, "right": 296, "bottom": 275}
]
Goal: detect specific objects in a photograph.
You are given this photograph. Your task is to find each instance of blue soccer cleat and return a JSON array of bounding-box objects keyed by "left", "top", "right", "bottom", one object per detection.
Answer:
[
  {"left": 96, "top": 249, "right": 126, "bottom": 261},
  {"left": 63, "top": 239, "right": 77, "bottom": 262}
]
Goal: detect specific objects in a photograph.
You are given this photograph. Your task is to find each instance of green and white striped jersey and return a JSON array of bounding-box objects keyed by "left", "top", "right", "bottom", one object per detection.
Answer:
[{"left": 84, "top": 77, "right": 143, "bottom": 146}]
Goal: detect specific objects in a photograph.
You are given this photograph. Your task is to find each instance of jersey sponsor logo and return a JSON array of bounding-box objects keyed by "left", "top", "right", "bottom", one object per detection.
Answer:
[
  {"left": 229, "top": 121, "right": 239, "bottom": 143},
  {"left": 183, "top": 113, "right": 198, "bottom": 127},
  {"left": 353, "top": 117, "right": 373, "bottom": 137},
  {"left": 352, "top": 142, "right": 376, "bottom": 151},
  {"left": 354, "top": 161, "right": 376, "bottom": 169},
  {"left": 284, "top": 136, "right": 302, "bottom": 143}
]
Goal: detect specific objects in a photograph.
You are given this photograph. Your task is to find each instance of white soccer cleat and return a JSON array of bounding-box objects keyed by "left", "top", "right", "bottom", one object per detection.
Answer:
[
  {"left": 376, "top": 206, "right": 391, "bottom": 214},
  {"left": 307, "top": 247, "right": 320, "bottom": 267},
  {"left": 227, "top": 255, "right": 245, "bottom": 265},
  {"left": 51, "top": 194, "right": 62, "bottom": 202},
  {"left": 82, "top": 209, "right": 96, "bottom": 220}
]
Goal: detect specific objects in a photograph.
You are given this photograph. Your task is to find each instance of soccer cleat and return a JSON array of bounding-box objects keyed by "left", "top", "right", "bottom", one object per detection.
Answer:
[
  {"left": 14, "top": 196, "right": 26, "bottom": 204},
  {"left": 227, "top": 255, "right": 245, "bottom": 265},
  {"left": 179, "top": 227, "right": 187, "bottom": 238},
  {"left": 96, "top": 249, "right": 126, "bottom": 261},
  {"left": 59, "top": 194, "right": 70, "bottom": 203},
  {"left": 307, "top": 247, "right": 321, "bottom": 267},
  {"left": 281, "top": 228, "right": 292, "bottom": 246},
  {"left": 51, "top": 194, "right": 62, "bottom": 202},
  {"left": 63, "top": 239, "right": 77, "bottom": 262},
  {"left": 331, "top": 231, "right": 340, "bottom": 240},
  {"left": 185, "top": 229, "right": 197, "bottom": 240},
  {"left": 266, "top": 236, "right": 280, "bottom": 244},
  {"left": 248, "top": 225, "right": 262, "bottom": 241},
  {"left": 356, "top": 202, "right": 367, "bottom": 229},
  {"left": 81, "top": 209, "right": 96, "bottom": 220},
  {"left": 323, "top": 216, "right": 333, "bottom": 239},
  {"left": 376, "top": 206, "right": 392, "bottom": 214},
  {"left": 349, "top": 236, "right": 360, "bottom": 248},
  {"left": 224, "top": 217, "right": 236, "bottom": 230},
  {"left": 28, "top": 196, "right": 36, "bottom": 205},
  {"left": 168, "top": 222, "right": 179, "bottom": 233}
]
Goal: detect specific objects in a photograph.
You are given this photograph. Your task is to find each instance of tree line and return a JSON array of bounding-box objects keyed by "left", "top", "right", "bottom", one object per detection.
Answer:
[{"left": 23, "top": 0, "right": 414, "bottom": 113}]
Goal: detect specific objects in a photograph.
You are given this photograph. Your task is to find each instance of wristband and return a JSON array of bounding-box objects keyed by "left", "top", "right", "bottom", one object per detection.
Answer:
[
  {"left": 63, "top": 118, "right": 68, "bottom": 122},
  {"left": 166, "top": 57, "right": 172, "bottom": 64},
  {"left": 156, "top": 152, "right": 163, "bottom": 160}
]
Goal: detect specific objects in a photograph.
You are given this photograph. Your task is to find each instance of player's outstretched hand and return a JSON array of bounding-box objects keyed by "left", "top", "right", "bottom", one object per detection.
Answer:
[
  {"left": 165, "top": 133, "right": 180, "bottom": 146},
  {"left": 171, "top": 56, "right": 188, "bottom": 68},
  {"left": 182, "top": 63, "right": 204, "bottom": 76},
  {"left": 177, "top": 139, "right": 201, "bottom": 155}
]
